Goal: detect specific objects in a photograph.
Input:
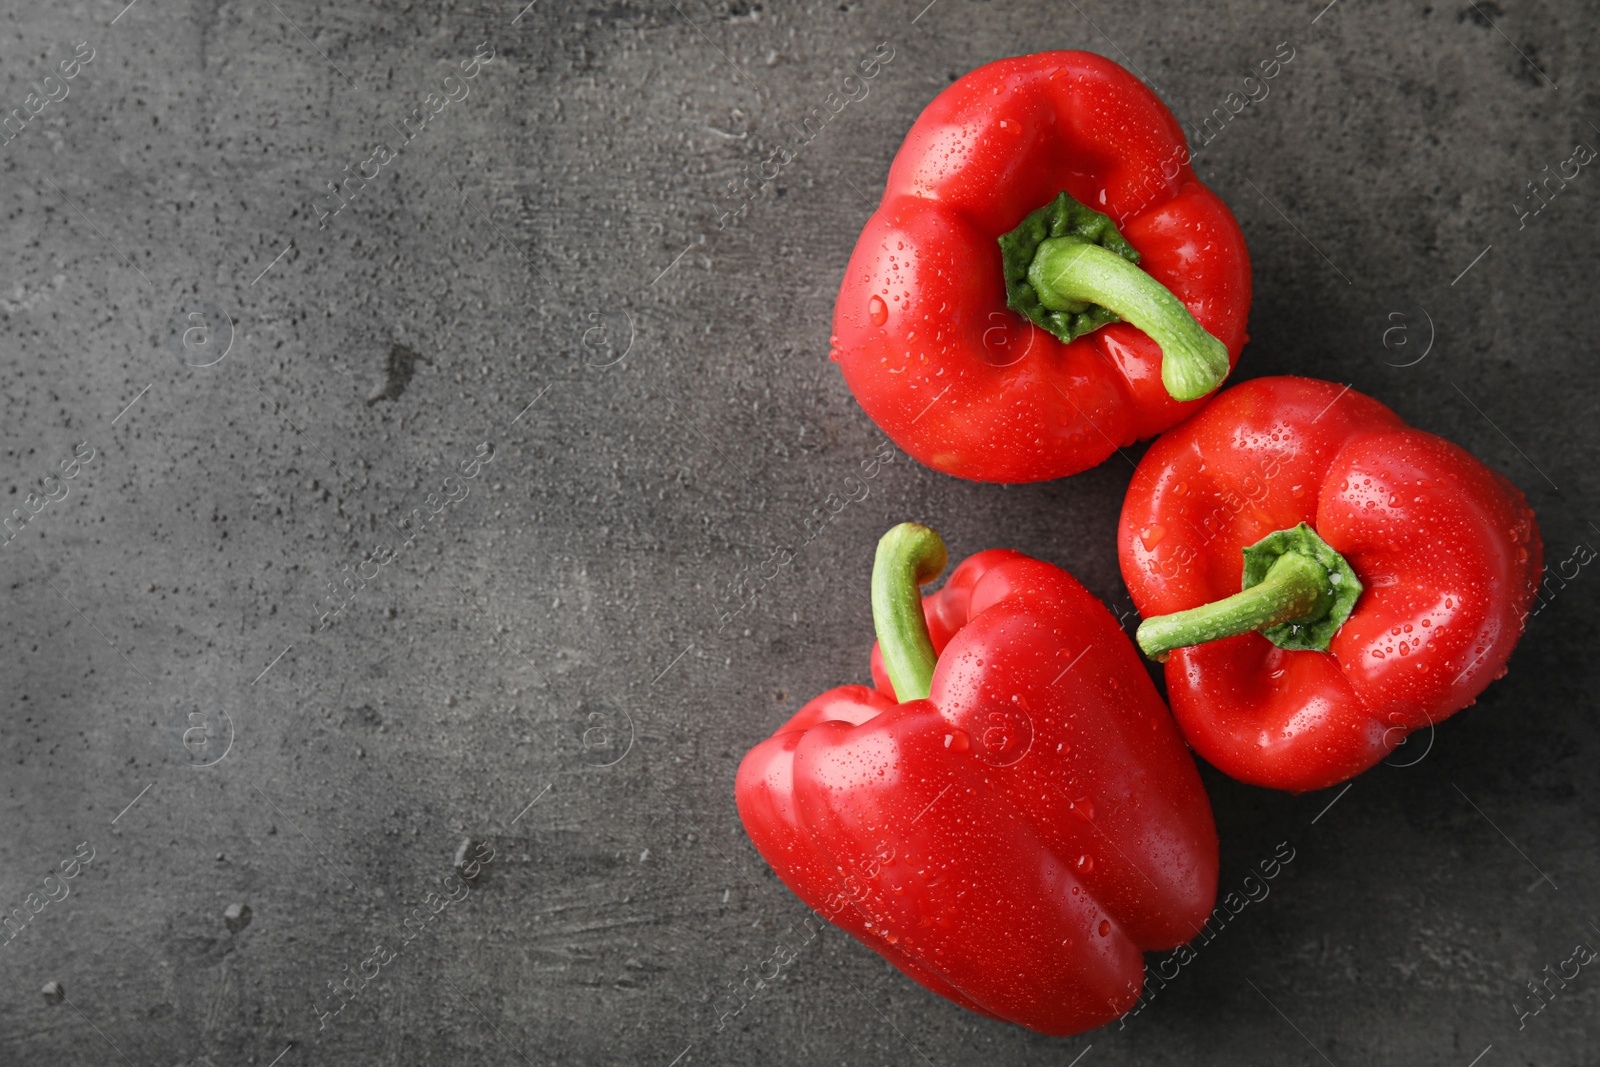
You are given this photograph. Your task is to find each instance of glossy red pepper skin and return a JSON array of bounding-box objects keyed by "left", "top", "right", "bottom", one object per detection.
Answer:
[
  {"left": 1119, "top": 376, "right": 1543, "bottom": 792},
  {"left": 831, "top": 50, "right": 1251, "bottom": 484},
  {"left": 736, "top": 548, "right": 1218, "bottom": 1036}
]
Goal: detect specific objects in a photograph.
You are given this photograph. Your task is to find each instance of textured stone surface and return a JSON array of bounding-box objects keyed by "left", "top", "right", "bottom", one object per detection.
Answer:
[{"left": 2, "top": 1, "right": 1596, "bottom": 1064}]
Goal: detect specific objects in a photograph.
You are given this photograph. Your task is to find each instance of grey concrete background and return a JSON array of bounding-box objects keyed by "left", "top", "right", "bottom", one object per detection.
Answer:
[{"left": 1, "top": 0, "right": 1596, "bottom": 1063}]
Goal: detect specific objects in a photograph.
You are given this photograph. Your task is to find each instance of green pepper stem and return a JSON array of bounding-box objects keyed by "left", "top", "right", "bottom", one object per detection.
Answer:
[
  {"left": 1136, "top": 550, "right": 1335, "bottom": 661},
  {"left": 1027, "top": 237, "right": 1230, "bottom": 401},
  {"left": 872, "top": 523, "right": 948, "bottom": 702}
]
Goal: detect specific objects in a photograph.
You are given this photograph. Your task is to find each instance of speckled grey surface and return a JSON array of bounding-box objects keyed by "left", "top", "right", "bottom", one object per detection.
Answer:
[{"left": 2, "top": 1, "right": 1597, "bottom": 1064}]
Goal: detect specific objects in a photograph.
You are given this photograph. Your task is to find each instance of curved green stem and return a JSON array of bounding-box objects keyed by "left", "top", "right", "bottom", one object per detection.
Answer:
[
  {"left": 1137, "top": 552, "right": 1329, "bottom": 660},
  {"left": 1027, "top": 237, "right": 1230, "bottom": 402},
  {"left": 872, "top": 523, "right": 948, "bottom": 701},
  {"left": 1136, "top": 522, "right": 1365, "bottom": 661}
]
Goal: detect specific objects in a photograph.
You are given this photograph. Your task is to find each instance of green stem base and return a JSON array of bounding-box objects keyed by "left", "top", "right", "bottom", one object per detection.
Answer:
[
  {"left": 1137, "top": 523, "right": 1363, "bottom": 661},
  {"left": 998, "top": 190, "right": 1230, "bottom": 402}
]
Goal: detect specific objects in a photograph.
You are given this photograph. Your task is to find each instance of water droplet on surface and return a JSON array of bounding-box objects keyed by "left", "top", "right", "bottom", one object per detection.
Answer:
[
  {"left": 868, "top": 295, "right": 888, "bottom": 326},
  {"left": 1098, "top": 919, "right": 1111, "bottom": 937},
  {"left": 1139, "top": 524, "right": 1166, "bottom": 550},
  {"left": 1076, "top": 854, "right": 1094, "bottom": 873}
]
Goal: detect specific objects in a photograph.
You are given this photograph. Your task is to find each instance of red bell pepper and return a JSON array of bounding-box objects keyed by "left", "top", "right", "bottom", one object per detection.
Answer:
[
  {"left": 1119, "top": 376, "right": 1543, "bottom": 792},
  {"left": 831, "top": 51, "right": 1251, "bottom": 484},
  {"left": 736, "top": 523, "right": 1218, "bottom": 1035}
]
